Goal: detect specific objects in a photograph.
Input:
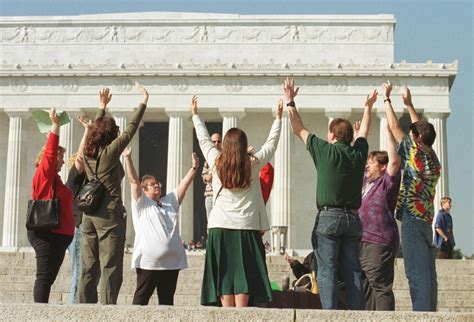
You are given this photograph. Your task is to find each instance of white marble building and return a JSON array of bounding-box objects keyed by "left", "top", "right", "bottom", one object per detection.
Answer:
[{"left": 0, "top": 12, "right": 456, "bottom": 252}]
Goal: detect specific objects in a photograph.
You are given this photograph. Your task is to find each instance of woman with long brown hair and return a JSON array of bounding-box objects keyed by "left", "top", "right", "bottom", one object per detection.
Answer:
[
  {"left": 191, "top": 95, "right": 282, "bottom": 307},
  {"left": 78, "top": 83, "right": 148, "bottom": 304}
]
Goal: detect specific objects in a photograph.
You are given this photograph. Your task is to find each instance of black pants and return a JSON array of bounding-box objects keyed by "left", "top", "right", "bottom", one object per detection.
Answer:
[
  {"left": 359, "top": 242, "right": 396, "bottom": 311},
  {"left": 132, "top": 268, "right": 180, "bottom": 305},
  {"left": 27, "top": 231, "right": 72, "bottom": 303},
  {"left": 437, "top": 241, "right": 454, "bottom": 259}
]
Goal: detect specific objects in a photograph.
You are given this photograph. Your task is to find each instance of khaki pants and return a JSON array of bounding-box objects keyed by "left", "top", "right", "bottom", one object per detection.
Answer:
[{"left": 78, "top": 212, "right": 126, "bottom": 304}]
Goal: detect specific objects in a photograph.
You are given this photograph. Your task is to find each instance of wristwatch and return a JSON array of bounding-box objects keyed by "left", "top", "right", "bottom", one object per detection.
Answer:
[{"left": 286, "top": 101, "right": 296, "bottom": 107}]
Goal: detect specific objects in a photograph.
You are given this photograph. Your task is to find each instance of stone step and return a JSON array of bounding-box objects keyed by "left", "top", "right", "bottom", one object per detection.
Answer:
[
  {"left": 1, "top": 251, "right": 472, "bottom": 275},
  {"left": 2, "top": 303, "right": 473, "bottom": 321},
  {"left": 1, "top": 251, "right": 472, "bottom": 312}
]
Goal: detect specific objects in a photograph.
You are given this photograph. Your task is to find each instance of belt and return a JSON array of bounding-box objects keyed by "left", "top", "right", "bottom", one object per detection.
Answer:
[{"left": 318, "top": 206, "right": 358, "bottom": 215}]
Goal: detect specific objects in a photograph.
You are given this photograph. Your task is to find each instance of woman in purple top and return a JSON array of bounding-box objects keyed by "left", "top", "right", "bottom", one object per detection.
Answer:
[{"left": 358, "top": 123, "right": 401, "bottom": 311}]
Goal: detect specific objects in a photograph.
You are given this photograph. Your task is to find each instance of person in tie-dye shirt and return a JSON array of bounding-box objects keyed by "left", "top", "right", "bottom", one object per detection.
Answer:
[{"left": 383, "top": 80, "right": 441, "bottom": 312}]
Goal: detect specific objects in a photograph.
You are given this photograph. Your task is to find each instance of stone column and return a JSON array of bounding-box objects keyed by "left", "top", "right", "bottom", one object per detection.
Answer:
[
  {"left": 426, "top": 112, "right": 449, "bottom": 219},
  {"left": 59, "top": 110, "right": 82, "bottom": 182},
  {"left": 377, "top": 111, "right": 388, "bottom": 151},
  {"left": 270, "top": 115, "right": 291, "bottom": 254},
  {"left": 166, "top": 111, "right": 193, "bottom": 242},
  {"left": 114, "top": 112, "right": 134, "bottom": 248},
  {"left": 2, "top": 111, "right": 29, "bottom": 248},
  {"left": 220, "top": 111, "right": 245, "bottom": 138}
]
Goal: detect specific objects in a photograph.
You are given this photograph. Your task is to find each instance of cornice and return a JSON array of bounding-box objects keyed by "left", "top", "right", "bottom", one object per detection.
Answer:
[{"left": 0, "top": 60, "right": 458, "bottom": 78}]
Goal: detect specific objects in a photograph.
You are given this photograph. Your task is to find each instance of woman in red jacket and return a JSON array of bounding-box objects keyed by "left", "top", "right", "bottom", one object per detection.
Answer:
[{"left": 27, "top": 108, "right": 74, "bottom": 303}]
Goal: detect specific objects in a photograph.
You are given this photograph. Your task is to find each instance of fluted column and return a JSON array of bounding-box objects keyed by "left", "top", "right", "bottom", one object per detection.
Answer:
[
  {"left": 2, "top": 111, "right": 29, "bottom": 248},
  {"left": 59, "top": 110, "right": 82, "bottom": 182},
  {"left": 426, "top": 112, "right": 449, "bottom": 219},
  {"left": 114, "top": 112, "right": 134, "bottom": 247},
  {"left": 220, "top": 111, "right": 245, "bottom": 138},
  {"left": 270, "top": 115, "right": 292, "bottom": 253},
  {"left": 377, "top": 111, "right": 388, "bottom": 151},
  {"left": 166, "top": 111, "right": 193, "bottom": 242}
]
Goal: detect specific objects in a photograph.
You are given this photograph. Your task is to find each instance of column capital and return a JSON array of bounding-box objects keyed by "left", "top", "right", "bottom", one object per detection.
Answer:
[
  {"left": 375, "top": 108, "right": 403, "bottom": 119},
  {"left": 219, "top": 109, "right": 246, "bottom": 119},
  {"left": 165, "top": 109, "right": 189, "bottom": 118},
  {"left": 324, "top": 108, "right": 351, "bottom": 119},
  {"left": 424, "top": 111, "right": 450, "bottom": 119},
  {"left": 4, "top": 109, "right": 31, "bottom": 119}
]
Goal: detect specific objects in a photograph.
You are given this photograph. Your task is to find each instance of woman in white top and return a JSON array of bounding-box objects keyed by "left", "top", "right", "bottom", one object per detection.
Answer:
[
  {"left": 123, "top": 147, "right": 199, "bottom": 306},
  {"left": 192, "top": 95, "right": 282, "bottom": 307}
]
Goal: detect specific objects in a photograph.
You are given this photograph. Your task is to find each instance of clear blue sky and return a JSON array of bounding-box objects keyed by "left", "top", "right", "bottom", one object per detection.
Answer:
[{"left": 2, "top": 0, "right": 473, "bottom": 255}]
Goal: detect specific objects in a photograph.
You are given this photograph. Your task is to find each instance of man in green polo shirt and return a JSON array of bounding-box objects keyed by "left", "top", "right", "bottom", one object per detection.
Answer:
[{"left": 284, "top": 77, "right": 377, "bottom": 310}]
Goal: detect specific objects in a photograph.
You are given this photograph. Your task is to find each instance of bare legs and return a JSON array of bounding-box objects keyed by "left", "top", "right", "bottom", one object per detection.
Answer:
[{"left": 220, "top": 294, "right": 250, "bottom": 307}]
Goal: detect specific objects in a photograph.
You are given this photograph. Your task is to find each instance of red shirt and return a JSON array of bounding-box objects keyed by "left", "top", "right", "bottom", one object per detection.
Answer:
[
  {"left": 259, "top": 162, "right": 274, "bottom": 205},
  {"left": 31, "top": 133, "right": 74, "bottom": 236}
]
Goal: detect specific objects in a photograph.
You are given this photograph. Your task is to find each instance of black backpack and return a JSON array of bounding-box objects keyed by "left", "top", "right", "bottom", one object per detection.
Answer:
[{"left": 77, "top": 150, "right": 104, "bottom": 213}]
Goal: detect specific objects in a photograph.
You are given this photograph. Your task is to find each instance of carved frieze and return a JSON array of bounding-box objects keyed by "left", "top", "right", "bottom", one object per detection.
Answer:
[
  {"left": 0, "top": 24, "right": 395, "bottom": 45},
  {"left": 9, "top": 78, "right": 28, "bottom": 92}
]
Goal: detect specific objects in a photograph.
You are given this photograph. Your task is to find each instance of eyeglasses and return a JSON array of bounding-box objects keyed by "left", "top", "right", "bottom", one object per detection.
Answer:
[
  {"left": 146, "top": 181, "right": 162, "bottom": 188},
  {"left": 212, "top": 140, "right": 221, "bottom": 144}
]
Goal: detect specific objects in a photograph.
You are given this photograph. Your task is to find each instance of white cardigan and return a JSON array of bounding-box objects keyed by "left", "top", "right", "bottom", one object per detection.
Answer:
[{"left": 192, "top": 115, "right": 281, "bottom": 231}]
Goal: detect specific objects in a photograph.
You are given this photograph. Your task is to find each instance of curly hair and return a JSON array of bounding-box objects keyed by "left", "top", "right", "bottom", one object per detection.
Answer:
[
  {"left": 34, "top": 144, "right": 66, "bottom": 168},
  {"left": 83, "top": 116, "right": 119, "bottom": 158},
  {"left": 215, "top": 128, "right": 251, "bottom": 189}
]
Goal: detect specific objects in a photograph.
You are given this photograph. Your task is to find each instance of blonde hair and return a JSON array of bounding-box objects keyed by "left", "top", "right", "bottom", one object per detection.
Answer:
[
  {"left": 34, "top": 144, "right": 66, "bottom": 168},
  {"left": 440, "top": 196, "right": 452, "bottom": 207},
  {"left": 67, "top": 153, "right": 78, "bottom": 170}
]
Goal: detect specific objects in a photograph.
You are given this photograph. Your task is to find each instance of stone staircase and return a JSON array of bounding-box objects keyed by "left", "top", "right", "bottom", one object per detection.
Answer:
[{"left": 0, "top": 250, "right": 473, "bottom": 312}]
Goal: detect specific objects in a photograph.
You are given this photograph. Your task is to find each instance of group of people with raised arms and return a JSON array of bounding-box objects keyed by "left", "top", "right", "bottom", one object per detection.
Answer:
[{"left": 28, "top": 76, "right": 441, "bottom": 312}]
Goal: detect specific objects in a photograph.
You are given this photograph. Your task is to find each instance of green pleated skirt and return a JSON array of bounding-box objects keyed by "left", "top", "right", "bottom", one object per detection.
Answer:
[{"left": 200, "top": 228, "right": 272, "bottom": 306}]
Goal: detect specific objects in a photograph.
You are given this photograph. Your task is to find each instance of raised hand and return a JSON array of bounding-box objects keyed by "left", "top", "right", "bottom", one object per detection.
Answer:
[
  {"left": 276, "top": 98, "right": 283, "bottom": 119},
  {"left": 135, "top": 81, "right": 149, "bottom": 105},
  {"left": 283, "top": 77, "right": 299, "bottom": 102},
  {"left": 122, "top": 146, "right": 132, "bottom": 158},
  {"left": 77, "top": 115, "right": 92, "bottom": 130},
  {"left": 48, "top": 107, "right": 60, "bottom": 135},
  {"left": 191, "top": 95, "right": 198, "bottom": 115},
  {"left": 99, "top": 88, "right": 112, "bottom": 109},
  {"left": 365, "top": 89, "right": 378, "bottom": 108},
  {"left": 402, "top": 86, "right": 413, "bottom": 107},
  {"left": 382, "top": 80, "right": 392, "bottom": 99},
  {"left": 191, "top": 152, "right": 199, "bottom": 169},
  {"left": 353, "top": 121, "right": 361, "bottom": 138}
]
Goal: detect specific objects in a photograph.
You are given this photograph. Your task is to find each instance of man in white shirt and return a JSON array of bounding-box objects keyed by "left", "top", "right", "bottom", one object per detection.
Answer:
[{"left": 122, "top": 147, "right": 199, "bottom": 305}]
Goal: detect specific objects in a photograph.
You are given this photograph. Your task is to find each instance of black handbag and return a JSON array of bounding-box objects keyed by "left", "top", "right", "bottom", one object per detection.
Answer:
[
  {"left": 26, "top": 178, "right": 61, "bottom": 231},
  {"left": 77, "top": 151, "right": 105, "bottom": 213}
]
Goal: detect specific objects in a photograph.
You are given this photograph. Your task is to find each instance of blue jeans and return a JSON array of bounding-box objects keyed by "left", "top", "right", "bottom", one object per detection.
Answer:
[
  {"left": 68, "top": 225, "right": 81, "bottom": 304},
  {"left": 401, "top": 211, "right": 437, "bottom": 311},
  {"left": 312, "top": 208, "right": 365, "bottom": 310}
]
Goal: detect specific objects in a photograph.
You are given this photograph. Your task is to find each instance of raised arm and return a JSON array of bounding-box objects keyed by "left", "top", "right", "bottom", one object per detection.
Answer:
[
  {"left": 177, "top": 153, "right": 200, "bottom": 205},
  {"left": 357, "top": 89, "right": 378, "bottom": 139},
  {"left": 95, "top": 87, "right": 112, "bottom": 119},
  {"left": 402, "top": 86, "right": 420, "bottom": 123},
  {"left": 191, "top": 95, "right": 220, "bottom": 167},
  {"left": 253, "top": 99, "right": 282, "bottom": 165},
  {"left": 74, "top": 115, "right": 92, "bottom": 173},
  {"left": 284, "top": 77, "right": 310, "bottom": 144},
  {"left": 106, "top": 82, "right": 148, "bottom": 158},
  {"left": 386, "top": 123, "right": 401, "bottom": 176},
  {"left": 122, "top": 147, "right": 141, "bottom": 201},
  {"left": 382, "top": 80, "right": 405, "bottom": 143}
]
